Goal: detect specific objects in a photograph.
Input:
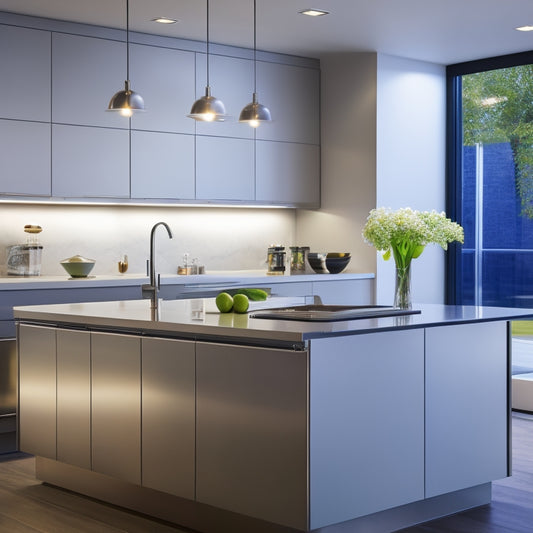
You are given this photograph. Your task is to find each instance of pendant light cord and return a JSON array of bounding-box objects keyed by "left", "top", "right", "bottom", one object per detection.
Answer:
[
  {"left": 206, "top": 0, "right": 210, "bottom": 87},
  {"left": 253, "top": 0, "right": 257, "bottom": 93},
  {"left": 126, "top": 0, "right": 130, "bottom": 81}
]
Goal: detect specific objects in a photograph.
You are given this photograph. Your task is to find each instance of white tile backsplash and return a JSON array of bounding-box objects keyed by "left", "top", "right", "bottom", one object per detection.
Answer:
[{"left": 0, "top": 204, "right": 297, "bottom": 276}]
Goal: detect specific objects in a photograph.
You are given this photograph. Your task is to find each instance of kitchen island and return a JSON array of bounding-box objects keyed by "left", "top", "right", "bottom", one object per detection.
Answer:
[{"left": 15, "top": 299, "right": 533, "bottom": 533}]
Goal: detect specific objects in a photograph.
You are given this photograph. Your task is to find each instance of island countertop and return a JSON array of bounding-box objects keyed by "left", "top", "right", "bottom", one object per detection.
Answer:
[{"left": 14, "top": 298, "right": 533, "bottom": 345}]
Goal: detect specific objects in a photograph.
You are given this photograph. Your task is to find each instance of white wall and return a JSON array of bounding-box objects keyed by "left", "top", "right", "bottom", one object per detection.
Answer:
[
  {"left": 376, "top": 54, "right": 447, "bottom": 304},
  {"left": 296, "top": 53, "right": 378, "bottom": 275},
  {"left": 0, "top": 204, "right": 296, "bottom": 276}
]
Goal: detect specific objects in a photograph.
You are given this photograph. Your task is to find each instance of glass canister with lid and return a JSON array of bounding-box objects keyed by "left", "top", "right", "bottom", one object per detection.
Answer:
[{"left": 267, "top": 245, "right": 286, "bottom": 275}]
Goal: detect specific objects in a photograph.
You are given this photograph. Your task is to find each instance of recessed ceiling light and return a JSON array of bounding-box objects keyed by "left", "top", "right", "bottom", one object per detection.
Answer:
[
  {"left": 152, "top": 16, "right": 178, "bottom": 24},
  {"left": 515, "top": 25, "right": 533, "bottom": 32},
  {"left": 299, "top": 9, "right": 330, "bottom": 17}
]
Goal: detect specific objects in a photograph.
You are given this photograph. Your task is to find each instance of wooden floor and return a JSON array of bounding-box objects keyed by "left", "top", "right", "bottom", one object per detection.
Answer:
[{"left": 1, "top": 414, "right": 533, "bottom": 533}]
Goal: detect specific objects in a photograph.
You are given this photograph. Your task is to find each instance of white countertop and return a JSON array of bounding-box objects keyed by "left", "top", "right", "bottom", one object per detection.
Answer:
[{"left": 0, "top": 270, "right": 374, "bottom": 291}]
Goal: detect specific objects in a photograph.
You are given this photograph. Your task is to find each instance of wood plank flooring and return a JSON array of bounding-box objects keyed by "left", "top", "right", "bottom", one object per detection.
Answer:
[
  {"left": 400, "top": 412, "right": 533, "bottom": 533},
  {"left": 1, "top": 413, "right": 533, "bottom": 532}
]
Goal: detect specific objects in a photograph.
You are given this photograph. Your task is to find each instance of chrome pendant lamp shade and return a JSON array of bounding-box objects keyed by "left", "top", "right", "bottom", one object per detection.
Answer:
[
  {"left": 188, "top": 0, "right": 228, "bottom": 122},
  {"left": 239, "top": 92, "right": 271, "bottom": 128},
  {"left": 107, "top": 0, "right": 144, "bottom": 116},
  {"left": 239, "top": 0, "right": 271, "bottom": 127},
  {"left": 189, "top": 86, "right": 227, "bottom": 122},
  {"left": 108, "top": 80, "right": 144, "bottom": 117}
]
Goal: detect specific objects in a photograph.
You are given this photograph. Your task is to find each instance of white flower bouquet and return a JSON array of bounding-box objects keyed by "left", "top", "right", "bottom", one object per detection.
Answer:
[{"left": 362, "top": 207, "right": 464, "bottom": 307}]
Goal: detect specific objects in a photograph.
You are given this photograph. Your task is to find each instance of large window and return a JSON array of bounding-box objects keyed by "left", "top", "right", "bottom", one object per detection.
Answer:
[{"left": 447, "top": 52, "right": 533, "bottom": 307}]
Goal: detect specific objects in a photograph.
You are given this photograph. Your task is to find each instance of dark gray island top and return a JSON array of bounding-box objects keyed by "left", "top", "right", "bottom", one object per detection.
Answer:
[{"left": 13, "top": 298, "right": 533, "bottom": 346}]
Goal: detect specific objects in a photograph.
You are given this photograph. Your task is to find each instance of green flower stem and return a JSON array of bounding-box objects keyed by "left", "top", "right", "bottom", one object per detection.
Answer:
[{"left": 394, "top": 262, "right": 412, "bottom": 309}]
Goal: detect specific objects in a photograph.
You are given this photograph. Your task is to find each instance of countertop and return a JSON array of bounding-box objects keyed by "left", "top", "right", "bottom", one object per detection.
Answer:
[
  {"left": 14, "top": 298, "right": 533, "bottom": 345},
  {"left": 0, "top": 270, "right": 374, "bottom": 291}
]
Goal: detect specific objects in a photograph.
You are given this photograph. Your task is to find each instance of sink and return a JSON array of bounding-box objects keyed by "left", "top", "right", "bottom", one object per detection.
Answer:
[{"left": 249, "top": 304, "right": 421, "bottom": 322}]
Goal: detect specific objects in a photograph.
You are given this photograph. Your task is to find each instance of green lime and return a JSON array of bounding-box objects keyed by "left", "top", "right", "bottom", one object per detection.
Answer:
[
  {"left": 233, "top": 293, "right": 249, "bottom": 314},
  {"left": 216, "top": 292, "right": 234, "bottom": 313}
]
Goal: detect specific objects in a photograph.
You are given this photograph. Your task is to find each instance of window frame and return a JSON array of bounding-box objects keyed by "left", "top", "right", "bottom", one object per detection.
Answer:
[{"left": 445, "top": 50, "right": 533, "bottom": 304}]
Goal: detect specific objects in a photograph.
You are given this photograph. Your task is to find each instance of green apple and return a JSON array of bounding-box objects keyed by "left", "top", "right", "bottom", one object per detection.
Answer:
[
  {"left": 216, "top": 292, "right": 234, "bottom": 313},
  {"left": 232, "top": 293, "right": 249, "bottom": 314}
]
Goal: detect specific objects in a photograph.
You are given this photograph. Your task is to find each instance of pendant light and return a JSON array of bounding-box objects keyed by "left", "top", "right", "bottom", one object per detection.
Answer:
[
  {"left": 239, "top": 0, "right": 271, "bottom": 127},
  {"left": 107, "top": 0, "right": 144, "bottom": 117},
  {"left": 188, "top": 0, "right": 227, "bottom": 122}
]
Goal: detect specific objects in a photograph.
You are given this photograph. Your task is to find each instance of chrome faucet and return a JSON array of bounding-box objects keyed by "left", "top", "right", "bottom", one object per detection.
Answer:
[{"left": 142, "top": 222, "right": 173, "bottom": 310}]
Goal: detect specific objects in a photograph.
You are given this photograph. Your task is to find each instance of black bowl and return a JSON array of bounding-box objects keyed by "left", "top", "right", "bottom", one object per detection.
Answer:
[
  {"left": 325, "top": 254, "right": 351, "bottom": 274},
  {"left": 307, "top": 253, "right": 328, "bottom": 273}
]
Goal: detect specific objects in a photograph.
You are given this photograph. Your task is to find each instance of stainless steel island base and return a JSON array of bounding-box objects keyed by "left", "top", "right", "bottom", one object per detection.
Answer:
[
  {"left": 16, "top": 300, "right": 533, "bottom": 532},
  {"left": 35, "top": 456, "right": 492, "bottom": 533}
]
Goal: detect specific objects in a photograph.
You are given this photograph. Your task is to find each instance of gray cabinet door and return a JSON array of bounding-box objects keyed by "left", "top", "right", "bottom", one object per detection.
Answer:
[
  {"left": 313, "top": 279, "right": 374, "bottom": 305},
  {"left": 130, "top": 130, "right": 195, "bottom": 199},
  {"left": 18, "top": 324, "right": 57, "bottom": 459},
  {"left": 256, "top": 61, "right": 319, "bottom": 145},
  {"left": 91, "top": 332, "right": 141, "bottom": 485},
  {"left": 0, "top": 25, "right": 51, "bottom": 122},
  {"left": 0, "top": 119, "right": 51, "bottom": 195},
  {"left": 309, "top": 329, "right": 425, "bottom": 529},
  {"left": 52, "top": 33, "right": 127, "bottom": 129},
  {"left": 425, "top": 322, "right": 509, "bottom": 498},
  {"left": 195, "top": 54, "right": 254, "bottom": 139},
  {"left": 129, "top": 43, "right": 195, "bottom": 135},
  {"left": 52, "top": 124, "right": 129, "bottom": 198},
  {"left": 57, "top": 329, "right": 91, "bottom": 469},
  {"left": 196, "top": 136, "right": 254, "bottom": 201},
  {"left": 196, "top": 342, "right": 308, "bottom": 530},
  {"left": 141, "top": 337, "right": 195, "bottom": 499},
  {"left": 256, "top": 141, "right": 320, "bottom": 206}
]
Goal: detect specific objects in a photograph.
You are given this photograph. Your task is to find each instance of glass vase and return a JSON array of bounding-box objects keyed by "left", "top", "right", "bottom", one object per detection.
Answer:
[{"left": 394, "top": 262, "right": 412, "bottom": 309}]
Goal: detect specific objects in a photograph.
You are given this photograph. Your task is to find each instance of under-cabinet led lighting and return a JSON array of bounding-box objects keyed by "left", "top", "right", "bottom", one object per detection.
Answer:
[
  {"left": 299, "top": 8, "right": 330, "bottom": 17},
  {"left": 152, "top": 16, "right": 178, "bottom": 24}
]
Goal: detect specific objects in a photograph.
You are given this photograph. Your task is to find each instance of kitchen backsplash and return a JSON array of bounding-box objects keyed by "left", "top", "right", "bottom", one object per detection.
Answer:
[{"left": 0, "top": 204, "right": 297, "bottom": 277}]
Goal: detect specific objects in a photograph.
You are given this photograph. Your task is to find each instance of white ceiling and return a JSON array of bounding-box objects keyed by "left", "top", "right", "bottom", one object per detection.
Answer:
[{"left": 0, "top": 0, "right": 532, "bottom": 65}]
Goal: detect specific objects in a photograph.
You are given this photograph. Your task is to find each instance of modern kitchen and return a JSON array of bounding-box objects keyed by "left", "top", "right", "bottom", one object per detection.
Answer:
[{"left": 1, "top": 1, "right": 533, "bottom": 532}]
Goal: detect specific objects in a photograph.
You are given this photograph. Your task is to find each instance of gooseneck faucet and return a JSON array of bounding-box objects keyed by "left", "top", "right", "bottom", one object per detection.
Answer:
[{"left": 142, "top": 221, "right": 173, "bottom": 310}]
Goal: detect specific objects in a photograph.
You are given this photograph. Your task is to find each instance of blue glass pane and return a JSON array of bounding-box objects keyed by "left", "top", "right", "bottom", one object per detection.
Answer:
[{"left": 461, "top": 142, "right": 533, "bottom": 307}]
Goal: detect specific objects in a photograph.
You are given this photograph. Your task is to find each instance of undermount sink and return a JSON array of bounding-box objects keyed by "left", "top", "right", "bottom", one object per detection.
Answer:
[{"left": 249, "top": 304, "right": 421, "bottom": 322}]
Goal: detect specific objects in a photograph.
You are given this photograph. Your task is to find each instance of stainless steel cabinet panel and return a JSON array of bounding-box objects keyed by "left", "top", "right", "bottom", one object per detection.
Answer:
[
  {"left": 425, "top": 322, "right": 508, "bottom": 498},
  {"left": 195, "top": 54, "right": 254, "bottom": 140},
  {"left": 309, "top": 330, "right": 425, "bottom": 529},
  {"left": 141, "top": 337, "right": 195, "bottom": 499},
  {"left": 130, "top": 44, "right": 195, "bottom": 134},
  {"left": 0, "top": 25, "right": 51, "bottom": 122},
  {"left": 256, "top": 141, "right": 320, "bottom": 206},
  {"left": 18, "top": 324, "right": 57, "bottom": 459},
  {"left": 91, "top": 332, "right": 141, "bottom": 485},
  {"left": 52, "top": 33, "right": 127, "bottom": 129},
  {"left": 0, "top": 119, "right": 51, "bottom": 195},
  {"left": 52, "top": 124, "right": 129, "bottom": 198},
  {"left": 130, "top": 130, "right": 195, "bottom": 199},
  {"left": 196, "top": 342, "right": 308, "bottom": 530},
  {"left": 196, "top": 136, "right": 254, "bottom": 201},
  {"left": 256, "top": 61, "right": 319, "bottom": 145},
  {"left": 57, "top": 329, "right": 91, "bottom": 469}
]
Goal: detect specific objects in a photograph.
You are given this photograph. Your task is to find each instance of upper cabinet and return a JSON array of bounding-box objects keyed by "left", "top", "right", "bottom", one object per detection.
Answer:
[
  {"left": 0, "top": 14, "right": 320, "bottom": 207},
  {"left": 256, "top": 141, "right": 320, "bottom": 206},
  {"left": 256, "top": 61, "right": 320, "bottom": 145},
  {"left": 129, "top": 43, "right": 195, "bottom": 135},
  {"left": 0, "top": 25, "right": 51, "bottom": 122},
  {"left": 52, "top": 33, "right": 128, "bottom": 130}
]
